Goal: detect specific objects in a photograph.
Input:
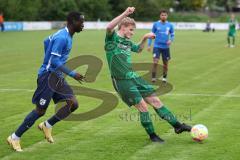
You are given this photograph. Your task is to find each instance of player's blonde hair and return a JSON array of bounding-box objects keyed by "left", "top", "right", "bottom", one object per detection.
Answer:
[{"left": 118, "top": 17, "right": 136, "bottom": 30}]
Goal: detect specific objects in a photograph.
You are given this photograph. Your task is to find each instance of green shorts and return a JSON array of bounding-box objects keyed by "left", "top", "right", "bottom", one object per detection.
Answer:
[
  {"left": 112, "top": 77, "right": 155, "bottom": 107},
  {"left": 228, "top": 31, "right": 236, "bottom": 37}
]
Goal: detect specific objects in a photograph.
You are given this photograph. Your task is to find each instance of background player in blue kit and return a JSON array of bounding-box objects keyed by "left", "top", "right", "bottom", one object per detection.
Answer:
[
  {"left": 7, "top": 12, "right": 85, "bottom": 152},
  {"left": 147, "top": 10, "right": 174, "bottom": 83}
]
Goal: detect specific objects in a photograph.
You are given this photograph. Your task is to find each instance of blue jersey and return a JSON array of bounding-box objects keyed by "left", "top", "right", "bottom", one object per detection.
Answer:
[
  {"left": 38, "top": 27, "right": 76, "bottom": 77},
  {"left": 148, "top": 21, "right": 174, "bottom": 49}
]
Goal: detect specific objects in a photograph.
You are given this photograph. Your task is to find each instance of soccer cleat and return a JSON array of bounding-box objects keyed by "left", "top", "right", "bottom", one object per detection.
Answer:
[
  {"left": 162, "top": 78, "right": 167, "bottom": 83},
  {"left": 230, "top": 45, "right": 235, "bottom": 48},
  {"left": 151, "top": 78, "right": 157, "bottom": 83},
  {"left": 149, "top": 133, "right": 165, "bottom": 143},
  {"left": 7, "top": 136, "right": 23, "bottom": 152},
  {"left": 174, "top": 123, "right": 192, "bottom": 134},
  {"left": 38, "top": 122, "right": 54, "bottom": 143}
]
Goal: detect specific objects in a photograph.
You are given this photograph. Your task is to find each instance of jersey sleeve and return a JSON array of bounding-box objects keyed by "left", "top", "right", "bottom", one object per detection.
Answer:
[
  {"left": 131, "top": 42, "right": 140, "bottom": 53},
  {"left": 169, "top": 24, "right": 175, "bottom": 41},
  {"left": 43, "top": 37, "right": 50, "bottom": 53},
  {"left": 105, "top": 30, "right": 116, "bottom": 42},
  {"left": 51, "top": 36, "right": 67, "bottom": 57},
  {"left": 148, "top": 23, "right": 156, "bottom": 47},
  {"left": 50, "top": 54, "right": 76, "bottom": 78}
]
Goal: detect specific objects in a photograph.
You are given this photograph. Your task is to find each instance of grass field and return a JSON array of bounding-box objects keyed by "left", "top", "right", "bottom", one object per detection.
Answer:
[{"left": 0, "top": 29, "right": 240, "bottom": 160}]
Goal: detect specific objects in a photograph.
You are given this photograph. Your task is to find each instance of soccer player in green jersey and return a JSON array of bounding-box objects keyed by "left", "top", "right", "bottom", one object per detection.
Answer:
[
  {"left": 104, "top": 7, "right": 192, "bottom": 143},
  {"left": 228, "top": 14, "right": 238, "bottom": 48}
]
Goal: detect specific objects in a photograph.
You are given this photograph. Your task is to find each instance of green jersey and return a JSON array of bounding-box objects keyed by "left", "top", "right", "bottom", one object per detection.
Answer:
[
  {"left": 229, "top": 19, "right": 237, "bottom": 32},
  {"left": 105, "top": 30, "right": 140, "bottom": 79}
]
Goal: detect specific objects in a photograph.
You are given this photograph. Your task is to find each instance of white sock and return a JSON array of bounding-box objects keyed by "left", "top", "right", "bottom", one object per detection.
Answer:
[
  {"left": 11, "top": 133, "right": 20, "bottom": 140},
  {"left": 45, "top": 121, "right": 52, "bottom": 128}
]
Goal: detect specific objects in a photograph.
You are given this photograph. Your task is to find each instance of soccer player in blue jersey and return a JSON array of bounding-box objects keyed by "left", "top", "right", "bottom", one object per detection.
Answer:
[
  {"left": 7, "top": 12, "right": 85, "bottom": 152},
  {"left": 147, "top": 10, "right": 174, "bottom": 83}
]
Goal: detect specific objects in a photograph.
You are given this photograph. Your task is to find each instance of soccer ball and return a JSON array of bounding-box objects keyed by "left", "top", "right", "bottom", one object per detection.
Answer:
[{"left": 191, "top": 124, "right": 208, "bottom": 142}]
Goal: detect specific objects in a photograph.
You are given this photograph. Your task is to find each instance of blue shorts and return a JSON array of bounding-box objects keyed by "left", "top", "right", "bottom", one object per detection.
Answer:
[
  {"left": 32, "top": 72, "right": 74, "bottom": 109},
  {"left": 153, "top": 48, "right": 171, "bottom": 61}
]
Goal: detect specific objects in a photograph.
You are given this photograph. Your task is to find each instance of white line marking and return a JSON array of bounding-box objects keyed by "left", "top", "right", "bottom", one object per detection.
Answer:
[
  {"left": 1, "top": 88, "right": 240, "bottom": 98},
  {"left": 165, "top": 93, "right": 240, "bottom": 98},
  {"left": 128, "top": 83, "right": 240, "bottom": 160},
  {"left": 0, "top": 88, "right": 34, "bottom": 92}
]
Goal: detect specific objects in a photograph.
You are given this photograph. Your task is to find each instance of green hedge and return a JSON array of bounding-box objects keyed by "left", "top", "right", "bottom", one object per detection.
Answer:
[
  {"left": 0, "top": 0, "right": 239, "bottom": 22},
  {"left": 168, "top": 12, "right": 240, "bottom": 22}
]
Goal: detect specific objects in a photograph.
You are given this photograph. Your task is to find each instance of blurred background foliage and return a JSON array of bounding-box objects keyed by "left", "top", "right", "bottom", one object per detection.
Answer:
[{"left": 0, "top": 0, "right": 239, "bottom": 22}]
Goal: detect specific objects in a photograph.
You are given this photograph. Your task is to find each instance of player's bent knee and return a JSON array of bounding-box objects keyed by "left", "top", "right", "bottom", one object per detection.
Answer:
[
  {"left": 35, "top": 107, "right": 46, "bottom": 116},
  {"left": 71, "top": 102, "right": 79, "bottom": 112},
  {"left": 163, "top": 61, "right": 168, "bottom": 65},
  {"left": 135, "top": 100, "right": 148, "bottom": 112},
  {"left": 147, "top": 96, "right": 163, "bottom": 109},
  {"left": 153, "top": 59, "right": 159, "bottom": 64},
  {"left": 67, "top": 99, "right": 79, "bottom": 112},
  {"left": 152, "top": 101, "right": 163, "bottom": 109}
]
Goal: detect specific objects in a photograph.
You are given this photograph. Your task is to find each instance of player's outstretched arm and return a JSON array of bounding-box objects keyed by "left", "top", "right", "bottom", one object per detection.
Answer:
[
  {"left": 147, "top": 23, "right": 156, "bottom": 52},
  {"left": 51, "top": 55, "right": 85, "bottom": 82},
  {"left": 106, "top": 7, "right": 135, "bottom": 33},
  {"left": 137, "top": 32, "right": 155, "bottom": 53},
  {"left": 167, "top": 24, "right": 175, "bottom": 45}
]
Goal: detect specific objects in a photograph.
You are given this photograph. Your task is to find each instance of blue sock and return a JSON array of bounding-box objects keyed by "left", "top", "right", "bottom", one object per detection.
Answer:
[
  {"left": 47, "top": 104, "right": 72, "bottom": 126},
  {"left": 47, "top": 115, "right": 60, "bottom": 126},
  {"left": 15, "top": 110, "right": 41, "bottom": 137}
]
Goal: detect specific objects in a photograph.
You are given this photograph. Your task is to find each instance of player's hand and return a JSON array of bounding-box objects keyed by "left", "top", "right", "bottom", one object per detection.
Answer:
[
  {"left": 167, "top": 40, "right": 172, "bottom": 46},
  {"left": 74, "top": 73, "right": 85, "bottom": 83},
  {"left": 144, "top": 32, "right": 155, "bottom": 39},
  {"left": 124, "top": 7, "right": 135, "bottom": 16},
  {"left": 147, "top": 46, "right": 152, "bottom": 52}
]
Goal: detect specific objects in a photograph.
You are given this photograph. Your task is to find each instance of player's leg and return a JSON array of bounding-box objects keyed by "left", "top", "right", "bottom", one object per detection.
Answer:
[
  {"left": 7, "top": 107, "right": 47, "bottom": 152},
  {"left": 132, "top": 77, "right": 165, "bottom": 142},
  {"left": 45, "top": 97, "right": 78, "bottom": 126},
  {"left": 152, "top": 48, "right": 160, "bottom": 82},
  {"left": 144, "top": 94, "right": 192, "bottom": 134},
  {"left": 151, "top": 58, "right": 159, "bottom": 83},
  {"left": 0, "top": 23, "right": 3, "bottom": 32},
  {"left": 38, "top": 78, "right": 78, "bottom": 143},
  {"left": 38, "top": 97, "right": 78, "bottom": 143},
  {"left": 227, "top": 31, "right": 232, "bottom": 47},
  {"left": 112, "top": 78, "right": 163, "bottom": 142},
  {"left": 232, "top": 35, "right": 235, "bottom": 47},
  {"left": 7, "top": 73, "right": 53, "bottom": 151},
  {"left": 161, "top": 48, "right": 170, "bottom": 82},
  {"left": 162, "top": 60, "right": 168, "bottom": 82},
  {"left": 227, "top": 36, "right": 230, "bottom": 47},
  {"left": 135, "top": 99, "right": 164, "bottom": 143},
  {"left": 2, "top": 23, "right": 5, "bottom": 32},
  {"left": 229, "top": 35, "right": 235, "bottom": 48}
]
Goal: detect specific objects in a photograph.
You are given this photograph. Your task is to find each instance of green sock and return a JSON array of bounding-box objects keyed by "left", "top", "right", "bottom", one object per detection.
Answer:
[
  {"left": 228, "top": 37, "right": 230, "bottom": 45},
  {"left": 154, "top": 106, "right": 178, "bottom": 126},
  {"left": 140, "top": 112, "right": 155, "bottom": 135},
  {"left": 233, "top": 37, "right": 235, "bottom": 45}
]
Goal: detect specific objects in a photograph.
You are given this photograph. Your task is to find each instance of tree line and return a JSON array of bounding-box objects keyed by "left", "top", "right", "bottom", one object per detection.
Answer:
[{"left": 0, "top": 0, "right": 237, "bottom": 21}]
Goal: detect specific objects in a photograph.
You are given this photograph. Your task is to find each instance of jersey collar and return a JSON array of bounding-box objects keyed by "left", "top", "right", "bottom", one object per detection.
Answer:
[
  {"left": 65, "top": 27, "right": 69, "bottom": 33},
  {"left": 65, "top": 27, "right": 73, "bottom": 38},
  {"left": 159, "top": 20, "right": 168, "bottom": 24}
]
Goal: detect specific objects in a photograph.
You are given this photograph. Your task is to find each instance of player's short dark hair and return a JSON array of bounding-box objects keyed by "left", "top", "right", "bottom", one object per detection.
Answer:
[
  {"left": 67, "top": 11, "right": 84, "bottom": 25},
  {"left": 160, "top": 9, "right": 168, "bottom": 15}
]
